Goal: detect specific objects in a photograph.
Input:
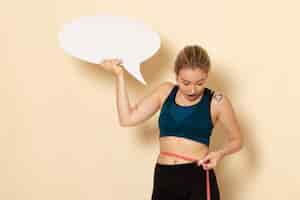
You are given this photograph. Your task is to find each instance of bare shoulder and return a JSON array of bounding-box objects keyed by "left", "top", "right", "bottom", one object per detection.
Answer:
[
  {"left": 211, "top": 90, "right": 233, "bottom": 114},
  {"left": 156, "top": 81, "right": 176, "bottom": 106},
  {"left": 211, "top": 90, "right": 225, "bottom": 104}
]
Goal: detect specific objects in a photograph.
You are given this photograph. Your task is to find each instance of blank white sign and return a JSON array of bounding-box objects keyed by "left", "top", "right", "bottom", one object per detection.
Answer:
[{"left": 58, "top": 15, "right": 161, "bottom": 85}]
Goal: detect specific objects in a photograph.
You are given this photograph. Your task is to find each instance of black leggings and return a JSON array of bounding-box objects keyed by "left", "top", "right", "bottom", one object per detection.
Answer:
[{"left": 151, "top": 161, "right": 220, "bottom": 200}]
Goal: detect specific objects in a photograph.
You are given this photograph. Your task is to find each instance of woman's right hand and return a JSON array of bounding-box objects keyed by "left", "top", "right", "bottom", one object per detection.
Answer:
[{"left": 98, "top": 58, "right": 124, "bottom": 76}]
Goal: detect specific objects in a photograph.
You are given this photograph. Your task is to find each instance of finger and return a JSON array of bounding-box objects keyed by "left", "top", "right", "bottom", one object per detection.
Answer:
[
  {"left": 205, "top": 163, "right": 215, "bottom": 170},
  {"left": 198, "top": 158, "right": 208, "bottom": 166},
  {"left": 196, "top": 160, "right": 202, "bottom": 166},
  {"left": 197, "top": 158, "right": 205, "bottom": 165},
  {"left": 202, "top": 156, "right": 210, "bottom": 163},
  {"left": 203, "top": 164, "right": 211, "bottom": 170},
  {"left": 204, "top": 166, "right": 212, "bottom": 170},
  {"left": 116, "top": 59, "right": 123, "bottom": 65},
  {"left": 111, "top": 60, "right": 120, "bottom": 65}
]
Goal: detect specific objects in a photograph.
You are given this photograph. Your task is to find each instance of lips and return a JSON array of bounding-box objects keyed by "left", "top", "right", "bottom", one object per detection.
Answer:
[{"left": 187, "top": 94, "right": 197, "bottom": 98}]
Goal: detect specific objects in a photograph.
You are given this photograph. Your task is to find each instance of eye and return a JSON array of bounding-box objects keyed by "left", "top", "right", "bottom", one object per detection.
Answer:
[
  {"left": 197, "top": 83, "right": 203, "bottom": 86},
  {"left": 183, "top": 82, "right": 189, "bottom": 86}
]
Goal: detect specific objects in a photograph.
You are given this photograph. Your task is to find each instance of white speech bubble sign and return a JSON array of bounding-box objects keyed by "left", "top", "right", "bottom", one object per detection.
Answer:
[{"left": 58, "top": 15, "right": 161, "bottom": 85}]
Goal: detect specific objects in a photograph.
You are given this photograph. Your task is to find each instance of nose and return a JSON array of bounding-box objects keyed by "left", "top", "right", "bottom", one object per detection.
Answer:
[{"left": 190, "top": 87, "right": 196, "bottom": 94}]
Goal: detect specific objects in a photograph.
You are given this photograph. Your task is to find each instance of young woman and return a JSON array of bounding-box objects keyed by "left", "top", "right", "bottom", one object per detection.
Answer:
[{"left": 99, "top": 45, "right": 243, "bottom": 200}]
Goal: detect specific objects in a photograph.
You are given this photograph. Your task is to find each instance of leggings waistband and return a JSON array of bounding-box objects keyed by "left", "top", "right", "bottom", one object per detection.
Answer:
[{"left": 159, "top": 151, "right": 211, "bottom": 200}]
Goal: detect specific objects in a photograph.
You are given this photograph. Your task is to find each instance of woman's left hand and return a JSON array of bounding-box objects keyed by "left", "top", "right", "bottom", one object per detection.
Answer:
[{"left": 196, "top": 151, "right": 224, "bottom": 170}]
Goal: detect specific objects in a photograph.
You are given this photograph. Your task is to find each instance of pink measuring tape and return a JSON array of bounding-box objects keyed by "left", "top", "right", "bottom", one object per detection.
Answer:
[{"left": 159, "top": 151, "right": 211, "bottom": 200}]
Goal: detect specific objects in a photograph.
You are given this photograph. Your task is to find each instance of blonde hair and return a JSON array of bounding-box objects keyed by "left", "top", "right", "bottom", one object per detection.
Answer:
[{"left": 174, "top": 45, "right": 211, "bottom": 75}]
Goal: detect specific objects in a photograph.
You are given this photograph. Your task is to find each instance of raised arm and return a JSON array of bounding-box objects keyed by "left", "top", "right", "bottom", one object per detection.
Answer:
[
  {"left": 98, "top": 58, "right": 168, "bottom": 127},
  {"left": 115, "top": 71, "right": 169, "bottom": 127}
]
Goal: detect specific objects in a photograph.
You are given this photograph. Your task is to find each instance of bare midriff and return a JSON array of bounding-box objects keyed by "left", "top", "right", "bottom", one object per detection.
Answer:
[{"left": 157, "top": 136, "right": 209, "bottom": 165}]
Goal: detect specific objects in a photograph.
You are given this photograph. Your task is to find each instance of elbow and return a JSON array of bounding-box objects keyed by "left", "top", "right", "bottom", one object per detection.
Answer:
[
  {"left": 237, "top": 138, "right": 244, "bottom": 151},
  {"left": 120, "top": 123, "right": 129, "bottom": 127},
  {"left": 119, "top": 120, "right": 132, "bottom": 127},
  {"left": 232, "top": 131, "right": 244, "bottom": 152},
  {"left": 119, "top": 110, "right": 134, "bottom": 127},
  {"left": 237, "top": 143, "right": 243, "bottom": 152},
  {"left": 119, "top": 121, "right": 127, "bottom": 127},
  {"left": 229, "top": 137, "right": 243, "bottom": 152}
]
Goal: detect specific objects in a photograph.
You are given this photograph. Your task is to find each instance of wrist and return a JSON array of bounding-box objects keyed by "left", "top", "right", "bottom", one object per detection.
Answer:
[
  {"left": 115, "top": 69, "right": 124, "bottom": 77},
  {"left": 216, "top": 149, "right": 226, "bottom": 159}
]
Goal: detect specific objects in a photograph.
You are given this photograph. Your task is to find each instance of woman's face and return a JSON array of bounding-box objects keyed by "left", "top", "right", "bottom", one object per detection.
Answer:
[{"left": 176, "top": 67, "right": 208, "bottom": 101}]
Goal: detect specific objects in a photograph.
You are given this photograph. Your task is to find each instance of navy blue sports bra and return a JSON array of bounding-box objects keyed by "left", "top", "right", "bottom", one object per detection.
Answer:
[{"left": 158, "top": 84, "right": 215, "bottom": 146}]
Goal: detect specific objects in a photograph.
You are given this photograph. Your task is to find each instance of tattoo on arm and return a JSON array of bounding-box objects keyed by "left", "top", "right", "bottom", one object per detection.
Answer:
[{"left": 213, "top": 92, "right": 223, "bottom": 103}]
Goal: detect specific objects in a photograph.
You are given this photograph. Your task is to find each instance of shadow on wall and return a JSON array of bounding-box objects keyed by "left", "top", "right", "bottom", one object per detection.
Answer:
[{"left": 209, "top": 61, "right": 262, "bottom": 200}]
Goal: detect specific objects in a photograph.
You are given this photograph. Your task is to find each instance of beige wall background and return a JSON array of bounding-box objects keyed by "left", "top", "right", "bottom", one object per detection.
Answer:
[{"left": 1, "top": 0, "right": 299, "bottom": 199}]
